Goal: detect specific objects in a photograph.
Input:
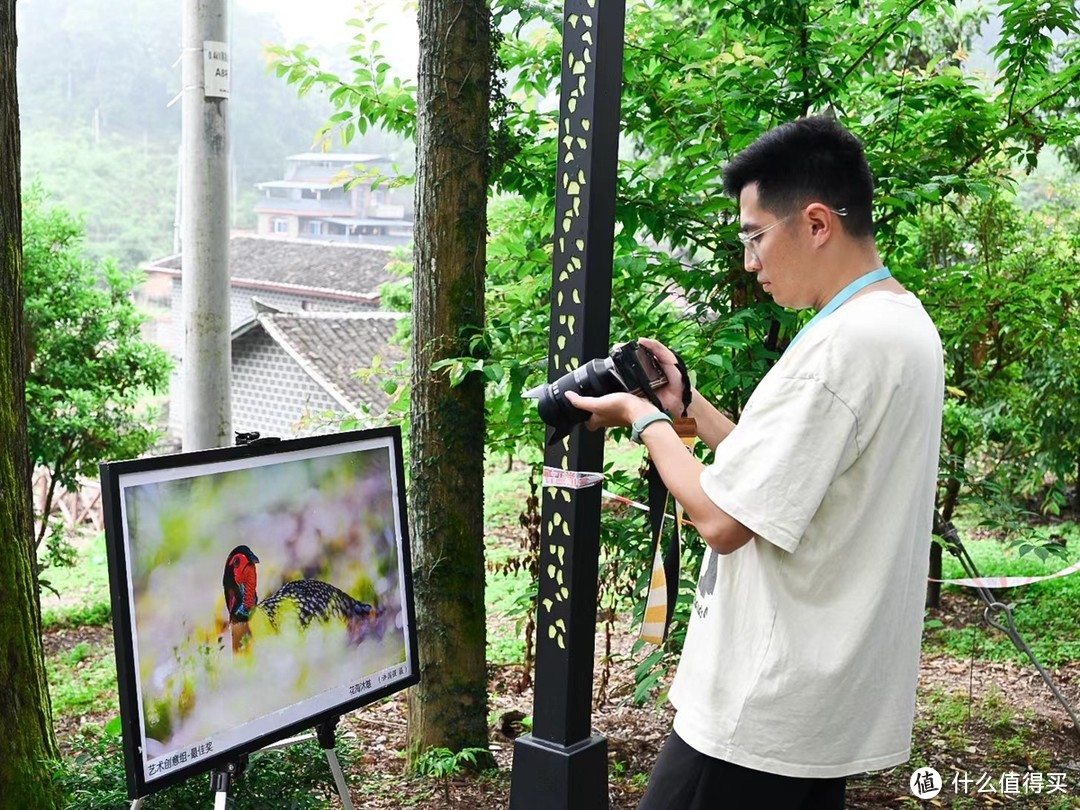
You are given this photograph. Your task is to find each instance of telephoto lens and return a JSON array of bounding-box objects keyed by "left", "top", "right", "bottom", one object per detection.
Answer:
[{"left": 524, "top": 340, "right": 667, "bottom": 443}]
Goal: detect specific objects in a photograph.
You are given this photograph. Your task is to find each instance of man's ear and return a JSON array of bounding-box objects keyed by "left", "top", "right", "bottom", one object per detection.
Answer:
[{"left": 804, "top": 202, "right": 834, "bottom": 244}]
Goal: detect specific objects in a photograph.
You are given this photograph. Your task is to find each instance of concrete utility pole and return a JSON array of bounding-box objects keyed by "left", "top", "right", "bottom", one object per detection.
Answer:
[{"left": 181, "top": 0, "right": 231, "bottom": 451}]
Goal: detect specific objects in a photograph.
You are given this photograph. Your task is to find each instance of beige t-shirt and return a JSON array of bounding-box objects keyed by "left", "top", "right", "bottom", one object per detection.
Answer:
[{"left": 669, "top": 291, "right": 944, "bottom": 778}]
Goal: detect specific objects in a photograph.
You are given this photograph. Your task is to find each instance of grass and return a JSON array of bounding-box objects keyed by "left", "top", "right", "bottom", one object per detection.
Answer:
[
  {"left": 40, "top": 531, "right": 120, "bottom": 719},
  {"left": 45, "top": 600, "right": 112, "bottom": 630},
  {"left": 51, "top": 733, "right": 359, "bottom": 810},
  {"left": 483, "top": 444, "right": 543, "bottom": 528},
  {"left": 487, "top": 623, "right": 528, "bottom": 666},
  {"left": 916, "top": 686, "right": 1044, "bottom": 761},
  {"left": 46, "top": 640, "right": 118, "bottom": 718},
  {"left": 483, "top": 448, "right": 536, "bottom": 666},
  {"left": 897, "top": 685, "right": 1072, "bottom": 809},
  {"left": 926, "top": 520, "right": 1080, "bottom": 666},
  {"left": 482, "top": 437, "right": 649, "bottom": 666},
  {"left": 41, "top": 530, "right": 112, "bottom": 629}
]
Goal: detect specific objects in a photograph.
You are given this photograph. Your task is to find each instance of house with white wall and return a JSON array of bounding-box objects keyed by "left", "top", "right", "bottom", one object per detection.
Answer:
[
  {"left": 142, "top": 235, "right": 408, "bottom": 440},
  {"left": 254, "top": 153, "right": 414, "bottom": 246}
]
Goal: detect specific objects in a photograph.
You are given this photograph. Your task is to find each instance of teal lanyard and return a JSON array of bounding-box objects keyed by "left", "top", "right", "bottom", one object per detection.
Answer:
[{"left": 785, "top": 267, "right": 892, "bottom": 353}]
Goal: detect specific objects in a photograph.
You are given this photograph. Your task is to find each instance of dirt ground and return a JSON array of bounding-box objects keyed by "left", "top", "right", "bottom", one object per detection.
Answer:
[
  {"left": 48, "top": 592, "right": 1080, "bottom": 808},
  {"left": 334, "top": 624, "right": 1080, "bottom": 809}
]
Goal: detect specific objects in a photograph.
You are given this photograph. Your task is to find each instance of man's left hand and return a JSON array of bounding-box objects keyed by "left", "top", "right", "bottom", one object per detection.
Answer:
[{"left": 564, "top": 390, "right": 658, "bottom": 431}]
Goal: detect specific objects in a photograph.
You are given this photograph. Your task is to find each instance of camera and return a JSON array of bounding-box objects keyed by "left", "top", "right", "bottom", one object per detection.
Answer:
[{"left": 524, "top": 340, "right": 668, "bottom": 443}]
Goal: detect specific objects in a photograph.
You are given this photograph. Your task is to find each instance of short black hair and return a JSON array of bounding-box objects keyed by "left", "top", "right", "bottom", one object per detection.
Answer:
[{"left": 722, "top": 115, "right": 875, "bottom": 237}]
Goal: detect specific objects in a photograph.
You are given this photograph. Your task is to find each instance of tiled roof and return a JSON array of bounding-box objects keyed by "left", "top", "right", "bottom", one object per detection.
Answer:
[
  {"left": 145, "top": 236, "right": 402, "bottom": 297},
  {"left": 255, "top": 311, "right": 408, "bottom": 413}
]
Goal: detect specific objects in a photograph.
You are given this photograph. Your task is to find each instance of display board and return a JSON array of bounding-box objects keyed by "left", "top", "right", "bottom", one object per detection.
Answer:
[{"left": 100, "top": 427, "right": 417, "bottom": 798}]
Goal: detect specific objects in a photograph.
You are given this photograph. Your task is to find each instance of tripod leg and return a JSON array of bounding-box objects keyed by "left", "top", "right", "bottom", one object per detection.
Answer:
[
  {"left": 325, "top": 747, "right": 356, "bottom": 810},
  {"left": 317, "top": 717, "right": 355, "bottom": 810},
  {"left": 209, "top": 758, "right": 245, "bottom": 810}
]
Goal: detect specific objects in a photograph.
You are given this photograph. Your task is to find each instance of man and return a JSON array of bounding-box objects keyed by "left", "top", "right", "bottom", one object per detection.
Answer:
[{"left": 565, "top": 115, "right": 944, "bottom": 809}]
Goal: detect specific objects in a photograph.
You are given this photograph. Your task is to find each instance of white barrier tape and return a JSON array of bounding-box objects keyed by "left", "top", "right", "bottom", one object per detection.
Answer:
[
  {"left": 542, "top": 466, "right": 604, "bottom": 489},
  {"left": 599, "top": 491, "right": 1080, "bottom": 591},
  {"left": 931, "top": 559, "right": 1080, "bottom": 589},
  {"left": 601, "top": 490, "right": 697, "bottom": 528}
]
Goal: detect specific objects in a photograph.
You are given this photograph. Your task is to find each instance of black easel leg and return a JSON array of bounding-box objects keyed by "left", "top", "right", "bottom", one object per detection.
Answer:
[{"left": 210, "top": 757, "right": 246, "bottom": 810}]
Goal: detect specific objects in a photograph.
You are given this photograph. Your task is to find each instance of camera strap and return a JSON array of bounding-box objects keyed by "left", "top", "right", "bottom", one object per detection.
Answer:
[
  {"left": 639, "top": 350, "right": 694, "bottom": 646},
  {"left": 621, "top": 351, "right": 667, "bottom": 413}
]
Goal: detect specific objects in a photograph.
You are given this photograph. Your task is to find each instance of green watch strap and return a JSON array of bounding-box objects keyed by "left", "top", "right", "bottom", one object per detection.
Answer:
[{"left": 631, "top": 410, "right": 673, "bottom": 444}]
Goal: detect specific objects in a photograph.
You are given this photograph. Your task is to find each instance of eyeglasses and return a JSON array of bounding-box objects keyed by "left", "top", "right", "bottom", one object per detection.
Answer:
[{"left": 737, "top": 207, "right": 848, "bottom": 264}]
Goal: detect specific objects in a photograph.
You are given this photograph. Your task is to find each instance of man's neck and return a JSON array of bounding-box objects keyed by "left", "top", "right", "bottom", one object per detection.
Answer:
[{"left": 811, "top": 246, "right": 891, "bottom": 311}]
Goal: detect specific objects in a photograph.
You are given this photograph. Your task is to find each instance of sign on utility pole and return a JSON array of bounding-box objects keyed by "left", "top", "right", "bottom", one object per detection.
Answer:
[{"left": 181, "top": 0, "right": 231, "bottom": 451}]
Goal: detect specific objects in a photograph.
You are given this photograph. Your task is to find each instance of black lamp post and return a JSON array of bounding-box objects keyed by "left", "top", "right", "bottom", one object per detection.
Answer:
[{"left": 509, "top": 1, "right": 626, "bottom": 808}]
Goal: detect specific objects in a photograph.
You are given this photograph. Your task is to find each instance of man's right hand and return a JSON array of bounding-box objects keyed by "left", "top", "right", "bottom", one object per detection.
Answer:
[
  {"left": 638, "top": 337, "right": 738, "bottom": 450},
  {"left": 637, "top": 337, "right": 691, "bottom": 415}
]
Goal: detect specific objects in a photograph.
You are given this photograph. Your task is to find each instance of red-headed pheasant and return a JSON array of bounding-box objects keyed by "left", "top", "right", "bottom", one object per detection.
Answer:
[{"left": 222, "top": 544, "right": 385, "bottom": 652}]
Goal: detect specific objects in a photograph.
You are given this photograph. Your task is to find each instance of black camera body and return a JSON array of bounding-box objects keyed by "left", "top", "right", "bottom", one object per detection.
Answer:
[{"left": 525, "top": 340, "right": 667, "bottom": 443}]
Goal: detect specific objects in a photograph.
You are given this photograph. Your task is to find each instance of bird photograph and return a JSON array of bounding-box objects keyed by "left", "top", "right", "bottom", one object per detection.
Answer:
[
  {"left": 118, "top": 442, "right": 410, "bottom": 769},
  {"left": 222, "top": 543, "right": 388, "bottom": 652}
]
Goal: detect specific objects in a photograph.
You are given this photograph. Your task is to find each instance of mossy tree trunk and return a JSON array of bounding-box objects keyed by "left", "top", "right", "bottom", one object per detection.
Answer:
[
  {"left": 0, "top": 3, "right": 63, "bottom": 805},
  {"left": 406, "top": 0, "right": 493, "bottom": 766}
]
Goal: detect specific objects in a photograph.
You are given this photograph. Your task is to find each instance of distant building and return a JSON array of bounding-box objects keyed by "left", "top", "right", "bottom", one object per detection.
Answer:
[
  {"left": 141, "top": 235, "right": 408, "bottom": 439},
  {"left": 229, "top": 306, "right": 406, "bottom": 439},
  {"left": 254, "top": 152, "right": 414, "bottom": 246}
]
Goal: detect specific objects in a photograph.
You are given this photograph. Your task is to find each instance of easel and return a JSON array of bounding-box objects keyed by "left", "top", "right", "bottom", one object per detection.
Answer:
[
  {"left": 936, "top": 513, "right": 1080, "bottom": 740},
  {"left": 262, "top": 717, "right": 357, "bottom": 810},
  {"left": 130, "top": 716, "right": 355, "bottom": 809}
]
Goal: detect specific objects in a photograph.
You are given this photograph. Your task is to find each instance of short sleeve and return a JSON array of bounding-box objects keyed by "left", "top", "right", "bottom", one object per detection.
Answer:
[{"left": 699, "top": 375, "right": 859, "bottom": 553}]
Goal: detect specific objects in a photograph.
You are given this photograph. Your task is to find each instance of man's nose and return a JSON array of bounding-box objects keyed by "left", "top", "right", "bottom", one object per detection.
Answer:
[{"left": 743, "top": 247, "right": 761, "bottom": 272}]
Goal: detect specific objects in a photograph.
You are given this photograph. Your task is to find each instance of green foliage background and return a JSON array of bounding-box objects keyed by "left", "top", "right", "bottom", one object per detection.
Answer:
[
  {"left": 23, "top": 186, "right": 171, "bottom": 577},
  {"left": 264, "top": 0, "right": 1080, "bottom": 694},
  {"left": 12, "top": 2, "right": 1080, "bottom": 805}
]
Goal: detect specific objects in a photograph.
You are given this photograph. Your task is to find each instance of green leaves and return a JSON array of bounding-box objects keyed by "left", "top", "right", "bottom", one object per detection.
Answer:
[
  {"left": 909, "top": 186, "right": 1080, "bottom": 527},
  {"left": 413, "top": 745, "right": 490, "bottom": 779},
  {"left": 266, "top": 0, "right": 1080, "bottom": 698},
  {"left": 267, "top": 6, "right": 417, "bottom": 153},
  {"left": 23, "top": 187, "right": 171, "bottom": 562}
]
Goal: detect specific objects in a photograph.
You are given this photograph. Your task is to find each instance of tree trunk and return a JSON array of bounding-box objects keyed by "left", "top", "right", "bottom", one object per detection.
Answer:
[
  {"left": 926, "top": 541, "right": 943, "bottom": 609},
  {"left": 928, "top": 449, "right": 964, "bottom": 609},
  {"left": 0, "top": 3, "right": 63, "bottom": 804},
  {"left": 406, "top": 0, "right": 492, "bottom": 765}
]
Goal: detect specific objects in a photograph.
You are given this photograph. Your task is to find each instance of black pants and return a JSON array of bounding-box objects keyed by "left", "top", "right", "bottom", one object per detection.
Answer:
[{"left": 637, "top": 732, "right": 847, "bottom": 810}]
